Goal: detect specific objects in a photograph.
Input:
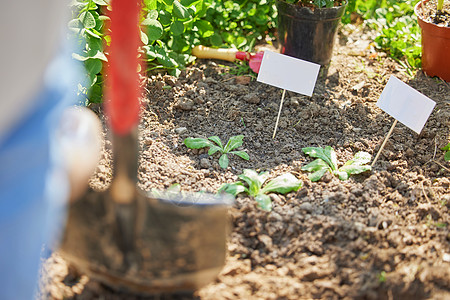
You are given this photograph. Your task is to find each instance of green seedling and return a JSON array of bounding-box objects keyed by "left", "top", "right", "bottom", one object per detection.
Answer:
[
  {"left": 184, "top": 135, "right": 249, "bottom": 169},
  {"left": 442, "top": 142, "right": 450, "bottom": 161},
  {"left": 371, "top": 1, "right": 422, "bottom": 74},
  {"left": 438, "top": 0, "right": 444, "bottom": 12},
  {"left": 218, "top": 169, "right": 302, "bottom": 211},
  {"left": 378, "top": 271, "right": 387, "bottom": 283},
  {"left": 301, "top": 146, "right": 372, "bottom": 181}
]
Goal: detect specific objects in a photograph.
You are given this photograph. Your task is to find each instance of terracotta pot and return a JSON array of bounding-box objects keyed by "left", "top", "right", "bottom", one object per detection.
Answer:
[{"left": 415, "top": 0, "right": 450, "bottom": 82}]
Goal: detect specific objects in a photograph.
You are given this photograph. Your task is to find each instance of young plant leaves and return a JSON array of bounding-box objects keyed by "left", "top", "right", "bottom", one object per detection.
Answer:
[
  {"left": 217, "top": 182, "right": 247, "bottom": 196},
  {"left": 224, "top": 135, "right": 244, "bottom": 153},
  {"left": 302, "top": 146, "right": 337, "bottom": 171},
  {"left": 255, "top": 194, "right": 272, "bottom": 212},
  {"left": 301, "top": 158, "right": 331, "bottom": 182},
  {"left": 338, "top": 151, "right": 372, "bottom": 179},
  {"left": 238, "top": 169, "right": 269, "bottom": 196},
  {"left": 219, "top": 154, "right": 229, "bottom": 169},
  {"left": 208, "top": 145, "right": 222, "bottom": 155},
  {"left": 219, "top": 169, "right": 302, "bottom": 211},
  {"left": 208, "top": 136, "right": 224, "bottom": 149},
  {"left": 261, "top": 173, "right": 303, "bottom": 195},
  {"left": 442, "top": 142, "right": 450, "bottom": 161},
  {"left": 302, "top": 146, "right": 372, "bottom": 181},
  {"left": 231, "top": 150, "right": 250, "bottom": 161},
  {"left": 183, "top": 137, "right": 213, "bottom": 149},
  {"left": 184, "top": 135, "right": 249, "bottom": 169}
]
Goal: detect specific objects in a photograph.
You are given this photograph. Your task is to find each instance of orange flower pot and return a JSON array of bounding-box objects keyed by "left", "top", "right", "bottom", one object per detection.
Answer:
[{"left": 415, "top": 0, "right": 450, "bottom": 82}]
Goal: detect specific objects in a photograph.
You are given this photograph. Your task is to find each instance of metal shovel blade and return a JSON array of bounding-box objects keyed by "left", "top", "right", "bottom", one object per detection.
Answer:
[{"left": 59, "top": 188, "right": 233, "bottom": 294}]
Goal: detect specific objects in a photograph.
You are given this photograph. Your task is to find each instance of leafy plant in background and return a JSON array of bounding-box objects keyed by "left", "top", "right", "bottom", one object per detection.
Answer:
[
  {"left": 364, "top": 0, "right": 422, "bottom": 75},
  {"left": 184, "top": 135, "right": 249, "bottom": 169},
  {"left": 70, "top": 0, "right": 278, "bottom": 104},
  {"left": 69, "top": 0, "right": 110, "bottom": 105},
  {"left": 204, "top": 0, "right": 277, "bottom": 50},
  {"left": 140, "top": 0, "right": 210, "bottom": 76},
  {"left": 442, "top": 143, "right": 450, "bottom": 161},
  {"left": 69, "top": 0, "right": 426, "bottom": 105},
  {"left": 301, "top": 146, "right": 372, "bottom": 181},
  {"left": 218, "top": 169, "right": 302, "bottom": 211}
]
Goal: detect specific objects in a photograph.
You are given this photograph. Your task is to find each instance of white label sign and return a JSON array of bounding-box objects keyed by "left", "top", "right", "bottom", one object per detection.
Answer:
[
  {"left": 376, "top": 76, "right": 436, "bottom": 134},
  {"left": 256, "top": 50, "right": 320, "bottom": 97}
]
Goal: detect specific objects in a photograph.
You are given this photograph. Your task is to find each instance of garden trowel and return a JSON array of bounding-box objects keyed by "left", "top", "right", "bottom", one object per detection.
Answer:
[
  {"left": 192, "top": 45, "right": 263, "bottom": 73},
  {"left": 59, "top": 0, "right": 232, "bottom": 294}
]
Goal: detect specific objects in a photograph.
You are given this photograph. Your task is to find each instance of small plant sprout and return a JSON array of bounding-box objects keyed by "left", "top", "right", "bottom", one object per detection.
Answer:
[
  {"left": 378, "top": 271, "right": 387, "bottom": 283},
  {"left": 442, "top": 142, "right": 450, "bottom": 161},
  {"left": 184, "top": 135, "right": 249, "bottom": 169},
  {"left": 218, "top": 169, "right": 302, "bottom": 211},
  {"left": 301, "top": 146, "right": 372, "bottom": 181},
  {"left": 437, "top": 0, "right": 444, "bottom": 12}
]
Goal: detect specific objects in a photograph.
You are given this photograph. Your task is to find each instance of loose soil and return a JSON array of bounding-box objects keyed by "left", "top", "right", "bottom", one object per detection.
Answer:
[
  {"left": 419, "top": 0, "right": 450, "bottom": 27},
  {"left": 39, "top": 23, "right": 449, "bottom": 300},
  {"left": 290, "top": 0, "right": 346, "bottom": 9}
]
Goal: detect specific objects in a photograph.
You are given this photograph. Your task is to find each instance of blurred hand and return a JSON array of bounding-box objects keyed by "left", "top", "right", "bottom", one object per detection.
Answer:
[{"left": 55, "top": 106, "right": 103, "bottom": 202}]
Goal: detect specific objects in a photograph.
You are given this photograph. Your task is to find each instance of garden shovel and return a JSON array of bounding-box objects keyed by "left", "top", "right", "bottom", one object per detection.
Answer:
[
  {"left": 59, "top": 0, "right": 232, "bottom": 294},
  {"left": 192, "top": 45, "right": 264, "bottom": 73}
]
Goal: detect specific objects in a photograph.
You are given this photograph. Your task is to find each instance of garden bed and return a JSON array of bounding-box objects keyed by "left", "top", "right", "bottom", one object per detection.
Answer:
[{"left": 39, "top": 24, "right": 449, "bottom": 299}]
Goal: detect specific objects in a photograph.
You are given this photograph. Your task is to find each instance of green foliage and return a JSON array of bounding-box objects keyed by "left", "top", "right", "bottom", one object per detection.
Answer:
[
  {"left": 184, "top": 135, "right": 249, "bottom": 169},
  {"left": 442, "top": 142, "right": 450, "bottom": 161},
  {"left": 218, "top": 169, "right": 302, "bottom": 211},
  {"left": 301, "top": 146, "right": 372, "bottom": 181},
  {"left": 378, "top": 271, "right": 387, "bottom": 283},
  {"left": 69, "top": 0, "right": 110, "bottom": 105},
  {"left": 140, "top": 0, "right": 208, "bottom": 77},
  {"left": 203, "top": 0, "right": 277, "bottom": 51},
  {"left": 371, "top": 1, "right": 422, "bottom": 74},
  {"left": 70, "top": 0, "right": 277, "bottom": 104},
  {"left": 344, "top": 0, "right": 421, "bottom": 75}
]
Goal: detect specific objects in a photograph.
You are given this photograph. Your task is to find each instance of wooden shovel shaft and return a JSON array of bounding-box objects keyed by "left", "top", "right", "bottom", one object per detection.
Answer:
[{"left": 192, "top": 45, "right": 238, "bottom": 62}]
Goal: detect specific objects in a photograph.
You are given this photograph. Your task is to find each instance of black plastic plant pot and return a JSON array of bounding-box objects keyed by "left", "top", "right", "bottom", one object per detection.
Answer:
[{"left": 276, "top": 0, "right": 347, "bottom": 67}]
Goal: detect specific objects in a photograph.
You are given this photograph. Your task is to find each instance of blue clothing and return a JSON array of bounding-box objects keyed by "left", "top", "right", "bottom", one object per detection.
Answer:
[{"left": 0, "top": 48, "right": 80, "bottom": 300}]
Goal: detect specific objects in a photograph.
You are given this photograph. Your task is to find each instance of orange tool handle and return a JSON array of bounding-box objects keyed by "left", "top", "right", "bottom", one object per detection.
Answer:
[{"left": 104, "top": 0, "right": 141, "bottom": 135}]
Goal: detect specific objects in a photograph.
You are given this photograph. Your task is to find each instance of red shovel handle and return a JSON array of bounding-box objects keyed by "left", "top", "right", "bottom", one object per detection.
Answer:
[{"left": 104, "top": 0, "right": 141, "bottom": 135}]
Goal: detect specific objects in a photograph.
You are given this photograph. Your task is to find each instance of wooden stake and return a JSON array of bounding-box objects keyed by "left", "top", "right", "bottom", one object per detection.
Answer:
[
  {"left": 371, "top": 119, "right": 398, "bottom": 167},
  {"left": 272, "top": 89, "right": 286, "bottom": 139}
]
